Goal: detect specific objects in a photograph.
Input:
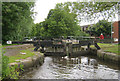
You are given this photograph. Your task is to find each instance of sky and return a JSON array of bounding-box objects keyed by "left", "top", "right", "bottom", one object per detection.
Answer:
[
  {"left": 33, "top": 0, "right": 118, "bottom": 26},
  {"left": 34, "top": 0, "right": 78, "bottom": 24}
]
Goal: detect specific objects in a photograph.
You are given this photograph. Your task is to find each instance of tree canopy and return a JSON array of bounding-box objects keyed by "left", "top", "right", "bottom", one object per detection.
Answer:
[
  {"left": 33, "top": 1, "right": 118, "bottom": 38},
  {"left": 91, "top": 20, "right": 111, "bottom": 37},
  {"left": 2, "top": 2, "right": 35, "bottom": 43},
  {"left": 43, "top": 8, "right": 80, "bottom": 37},
  {"left": 4, "top": 2, "right": 118, "bottom": 41},
  {"left": 54, "top": 2, "right": 118, "bottom": 38},
  {"left": 55, "top": 2, "right": 118, "bottom": 23},
  {"left": 33, "top": 8, "right": 86, "bottom": 38}
]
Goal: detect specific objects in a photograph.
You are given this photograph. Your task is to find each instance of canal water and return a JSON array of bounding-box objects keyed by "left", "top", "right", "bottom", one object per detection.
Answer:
[{"left": 21, "top": 56, "right": 119, "bottom": 79}]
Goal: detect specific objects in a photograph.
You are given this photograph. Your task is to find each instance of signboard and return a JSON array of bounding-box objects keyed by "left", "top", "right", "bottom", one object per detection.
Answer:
[{"left": 6, "top": 41, "right": 12, "bottom": 44}]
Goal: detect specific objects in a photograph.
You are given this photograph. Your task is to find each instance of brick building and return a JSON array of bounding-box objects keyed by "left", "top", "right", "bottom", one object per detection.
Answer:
[
  {"left": 112, "top": 21, "right": 119, "bottom": 43},
  {"left": 81, "top": 21, "right": 119, "bottom": 43}
]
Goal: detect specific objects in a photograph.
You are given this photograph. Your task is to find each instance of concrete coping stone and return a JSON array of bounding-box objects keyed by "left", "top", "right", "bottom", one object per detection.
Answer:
[
  {"left": 97, "top": 49, "right": 120, "bottom": 62},
  {"left": 9, "top": 52, "right": 44, "bottom": 70}
]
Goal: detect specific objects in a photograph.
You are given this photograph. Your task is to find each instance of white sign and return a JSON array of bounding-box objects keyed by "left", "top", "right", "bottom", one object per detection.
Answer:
[
  {"left": 112, "top": 32, "right": 114, "bottom": 33},
  {"left": 6, "top": 41, "right": 12, "bottom": 44},
  {"left": 114, "top": 38, "right": 118, "bottom": 42}
]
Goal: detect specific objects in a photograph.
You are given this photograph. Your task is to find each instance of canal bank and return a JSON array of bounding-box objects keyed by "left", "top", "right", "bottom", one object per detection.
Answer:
[
  {"left": 81, "top": 46, "right": 120, "bottom": 63},
  {"left": 19, "top": 44, "right": 119, "bottom": 79},
  {"left": 3, "top": 44, "right": 44, "bottom": 70},
  {"left": 9, "top": 51, "right": 44, "bottom": 72},
  {"left": 69, "top": 46, "right": 120, "bottom": 63},
  {"left": 4, "top": 43, "right": 119, "bottom": 79},
  {"left": 97, "top": 49, "right": 120, "bottom": 63},
  {"left": 3, "top": 44, "right": 44, "bottom": 79},
  {"left": 40, "top": 40, "right": 119, "bottom": 63},
  {"left": 8, "top": 45, "right": 119, "bottom": 71}
]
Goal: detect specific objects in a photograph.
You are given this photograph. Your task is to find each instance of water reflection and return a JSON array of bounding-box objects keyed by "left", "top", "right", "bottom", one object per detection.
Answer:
[{"left": 21, "top": 56, "right": 119, "bottom": 79}]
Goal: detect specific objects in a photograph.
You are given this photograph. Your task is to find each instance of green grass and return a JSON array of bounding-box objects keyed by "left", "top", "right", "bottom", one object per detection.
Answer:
[
  {"left": 91, "top": 43, "right": 119, "bottom": 55},
  {"left": 8, "top": 49, "right": 35, "bottom": 63}
]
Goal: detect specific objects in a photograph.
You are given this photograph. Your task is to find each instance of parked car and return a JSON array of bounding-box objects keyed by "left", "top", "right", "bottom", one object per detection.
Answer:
[{"left": 23, "top": 37, "right": 33, "bottom": 41}]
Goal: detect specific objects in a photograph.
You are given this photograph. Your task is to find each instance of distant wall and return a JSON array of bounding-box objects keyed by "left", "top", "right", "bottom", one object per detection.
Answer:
[{"left": 112, "top": 21, "right": 119, "bottom": 43}]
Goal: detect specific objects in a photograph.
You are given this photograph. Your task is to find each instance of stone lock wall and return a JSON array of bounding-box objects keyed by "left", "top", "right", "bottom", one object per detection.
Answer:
[{"left": 9, "top": 52, "right": 44, "bottom": 72}]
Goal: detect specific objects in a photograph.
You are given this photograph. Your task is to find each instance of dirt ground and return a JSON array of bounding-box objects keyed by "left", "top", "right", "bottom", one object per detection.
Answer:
[{"left": 3, "top": 44, "right": 34, "bottom": 57}]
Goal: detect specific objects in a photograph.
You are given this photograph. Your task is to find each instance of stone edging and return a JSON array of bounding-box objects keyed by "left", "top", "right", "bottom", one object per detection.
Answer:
[
  {"left": 9, "top": 51, "right": 44, "bottom": 71},
  {"left": 97, "top": 49, "right": 120, "bottom": 62},
  {"left": 70, "top": 46, "right": 120, "bottom": 63},
  {"left": 90, "top": 48, "right": 120, "bottom": 62}
]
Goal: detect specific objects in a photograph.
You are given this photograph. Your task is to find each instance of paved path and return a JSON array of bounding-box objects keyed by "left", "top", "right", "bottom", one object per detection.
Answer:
[{"left": 3, "top": 44, "right": 34, "bottom": 57}]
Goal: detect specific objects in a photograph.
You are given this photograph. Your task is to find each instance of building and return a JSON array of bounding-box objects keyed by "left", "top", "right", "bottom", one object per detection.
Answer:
[
  {"left": 112, "top": 21, "right": 119, "bottom": 43},
  {"left": 81, "top": 24, "right": 93, "bottom": 32},
  {"left": 80, "top": 24, "right": 94, "bottom": 36},
  {"left": 81, "top": 21, "right": 119, "bottom": 42}
]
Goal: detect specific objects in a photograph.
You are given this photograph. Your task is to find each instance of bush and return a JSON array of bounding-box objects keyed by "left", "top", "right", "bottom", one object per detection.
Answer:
[
  {"left": 78, "top": 31, "right": 90, "bottom": 36},
  {"left": 2, "top": 53, "right": 24, "bottom": 79}
]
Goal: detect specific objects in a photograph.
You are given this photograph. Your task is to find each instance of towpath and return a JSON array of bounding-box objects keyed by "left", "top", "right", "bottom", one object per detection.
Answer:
[{"left": 3, "top": 44, "right": 34, "bottom": 57}]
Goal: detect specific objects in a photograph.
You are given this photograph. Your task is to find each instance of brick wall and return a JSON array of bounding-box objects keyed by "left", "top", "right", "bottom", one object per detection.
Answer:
[{"left": 112, "top": 21, "right": 119, "bottom": 42}]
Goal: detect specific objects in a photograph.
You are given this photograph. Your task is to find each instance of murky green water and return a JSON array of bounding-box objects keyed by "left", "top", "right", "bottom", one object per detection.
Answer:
[{"left": 21, "top": 56, "right": 119, "bottom": 79}]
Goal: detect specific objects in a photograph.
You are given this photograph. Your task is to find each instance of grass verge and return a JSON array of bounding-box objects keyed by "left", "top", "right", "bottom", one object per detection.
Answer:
[
  {"left": 8, "top": 49, "right": 35, "bottom": 63},
  {"left": 91, "top": 43, "right": 119, "bottom": 55}
]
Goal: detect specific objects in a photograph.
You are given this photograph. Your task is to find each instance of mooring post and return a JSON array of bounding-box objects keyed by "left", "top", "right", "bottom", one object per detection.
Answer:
[
  {"left": 79, "top": 44, "right": 81, "bottom": 51},
  {"left": 76, "top": 47, "right": 77, "bottom": 51},
  {"left": 63, "top": 42, "right": 67, "bottom": 56},
  {"left": 72, "top": 47, "right": 74, "bottom": 52},
  {"left": 68, "top": 42, "right": 72, "bottom": 56},
  {"left": 87, "top": 43, "right": 91, "bottom": 49},
  {"left": 33, "top": 40, "right": 40, "bottom": 51},
  {"left": 55, "top": 47, "right": 57, "bottom": 52},
  {"left": 77, "top": 47, "right": 78, "bottom": 51},
  {"left": 41, "top": 45, "right": 45, "bottom": 53},
  {"left": 66, "top": 43, "right": 69, "bottom": 56},
  {"left": 53, "top": 46, "right": 54, "bottom": 52}
]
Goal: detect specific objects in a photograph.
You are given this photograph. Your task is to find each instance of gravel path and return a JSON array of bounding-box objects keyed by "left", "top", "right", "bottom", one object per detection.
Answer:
[{"left": 3, "top": 44, "right": 34, "bottom": 57}]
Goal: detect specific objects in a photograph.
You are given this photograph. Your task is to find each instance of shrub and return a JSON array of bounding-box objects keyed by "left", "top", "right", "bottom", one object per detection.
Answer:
[{"left": 2, "top": 53, "right": 24, "bottom": 79}]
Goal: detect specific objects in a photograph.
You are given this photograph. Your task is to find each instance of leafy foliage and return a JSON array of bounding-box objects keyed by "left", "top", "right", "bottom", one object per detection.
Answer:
[
  {"left": 91, "top": 20, "right": 111, "bottom": 37},
  {"left": 33, "top": 8, "right": 87, "bottom": 38},
  {"left": 55, "top": 2, "right": 118, "bottom": 23},
  {"left": 2, "top": 54, "right": 24, "bottom": 79},
  {"left": 31, "top": 23, "right": 44, "bottom": 37},
  {"left": 44, "top": 9, "right": 79, "bottom": 37},
  {"left": 2, "top": 2, "right": 35, "bottom": 43}
]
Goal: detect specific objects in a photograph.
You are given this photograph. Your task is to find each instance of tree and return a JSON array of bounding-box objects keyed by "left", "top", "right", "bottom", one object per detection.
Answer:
[
  {"left": 55, "top": 2, "right": 118, "bottom": 23},
  {"left": 91, "top": 20, "right": 111, "bottom": 37},
  {"left": 31, "top": 22, "right": 45, "bottom": 37},
  {"left": 41, "top": 8, "right": 81, "bottom": 38},
  {"left": 2, "top": 2, "right": 35, "bottom": 43}
]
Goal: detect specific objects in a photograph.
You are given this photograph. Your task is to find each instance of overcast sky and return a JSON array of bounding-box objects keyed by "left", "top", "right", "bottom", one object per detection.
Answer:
[
  {"left": 33, "top": 0, "right": 118, "bottom": 25},
  {"left": 34, "top": 0, "right": 78, "bottom": 24}
]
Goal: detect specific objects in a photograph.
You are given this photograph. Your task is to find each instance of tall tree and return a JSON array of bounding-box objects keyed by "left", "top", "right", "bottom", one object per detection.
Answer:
[
  {"left": 31, "top": 22, "right": 45, "bottom": 37},
  {"left": 55, "top": 2, "right": 118, "bottom": 23},
  {"left": 91, "top": 20, "right": 111, "bottom": 37},
  {"left": 2, "top": 2, "right": 35, "bottom": 43},
  {"left": 42, "top": 8, "right": 81, "bottom": 38}
]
